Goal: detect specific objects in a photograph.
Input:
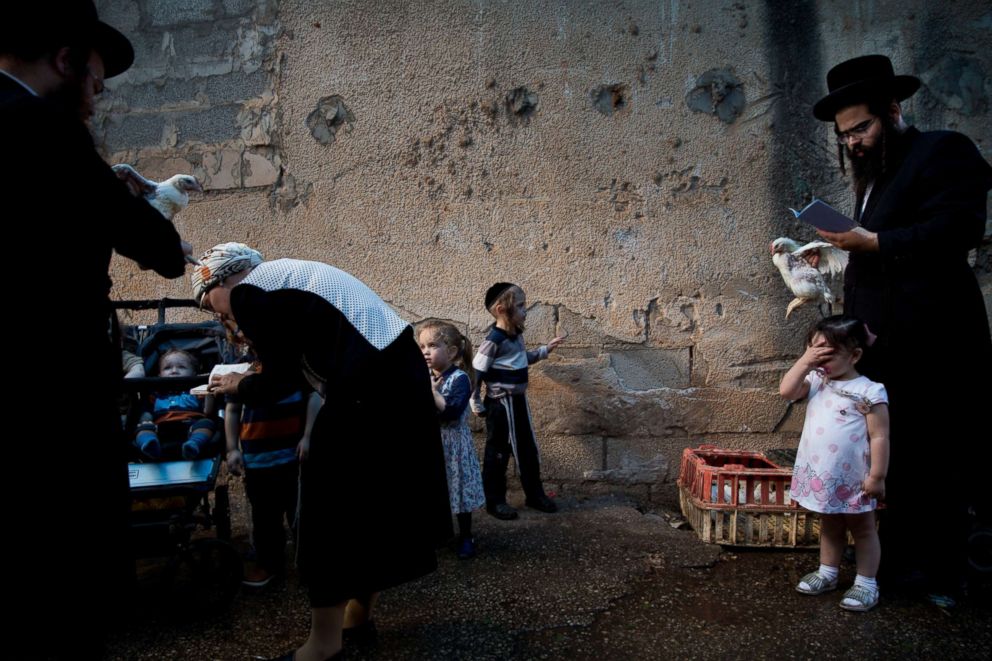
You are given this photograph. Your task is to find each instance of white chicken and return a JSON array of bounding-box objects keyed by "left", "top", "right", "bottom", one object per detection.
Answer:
[
  {"left": 111, "top": 164, "right": 203, "bottom": 221},
  {"left": 770, "top": 237, "right": 848, "bottom": 318}
]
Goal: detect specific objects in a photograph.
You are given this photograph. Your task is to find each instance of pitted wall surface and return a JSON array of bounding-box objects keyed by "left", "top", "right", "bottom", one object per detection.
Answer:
[{"left": 96, "top": 0, "right": 992, "bottom": 495}]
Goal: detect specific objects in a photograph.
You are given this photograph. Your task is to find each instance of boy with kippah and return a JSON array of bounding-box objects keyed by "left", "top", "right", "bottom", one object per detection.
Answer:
[{"left": 471, "top": 282, "right": 564, "bottom": 520}]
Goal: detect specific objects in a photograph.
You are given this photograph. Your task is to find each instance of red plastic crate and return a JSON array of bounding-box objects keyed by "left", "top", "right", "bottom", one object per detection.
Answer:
[{"left": 677, "top": 445, "right": 819, "bottom": 547}]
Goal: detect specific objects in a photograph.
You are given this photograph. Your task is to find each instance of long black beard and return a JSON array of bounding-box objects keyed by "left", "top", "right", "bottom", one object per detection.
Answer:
[
  {"left": 844, "top": 120, "right": 903, "bottom": 199},
  {"left": 45, "top": 75, "right": 88, "bottom": 124}
]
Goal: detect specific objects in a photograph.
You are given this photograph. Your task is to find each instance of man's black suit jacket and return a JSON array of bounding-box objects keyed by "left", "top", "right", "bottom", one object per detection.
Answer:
[
  {"left": 844, "top": 125, "right": 991, "bottom": 509},
  {"left": 1, "top": 70, "right": 186, "bottom": 640}
]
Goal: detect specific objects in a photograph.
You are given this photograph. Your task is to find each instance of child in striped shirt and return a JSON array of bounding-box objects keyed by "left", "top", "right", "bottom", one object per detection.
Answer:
[
  {"left": 471, "top": 283, "right": 565, "bottom": 520},
  {"left": 225, "top": 364, "right": 322, "bottom": 587}
]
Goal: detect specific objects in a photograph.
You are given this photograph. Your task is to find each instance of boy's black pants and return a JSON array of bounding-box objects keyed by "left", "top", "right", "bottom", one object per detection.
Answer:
[
  {"left": 482, "top": 394, "right": 545, "bottom": 506},
  {"left": 244, "top": 460, "right": 299, "bottom": 573}
]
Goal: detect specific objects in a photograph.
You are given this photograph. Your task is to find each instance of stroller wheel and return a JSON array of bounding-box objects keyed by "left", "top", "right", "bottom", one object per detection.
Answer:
[
  {"left": 165, "top": 538, "right": 243, "bottom": 617},
  {"left": 214, "top": 484, "right": 232, "bottom": 541}
]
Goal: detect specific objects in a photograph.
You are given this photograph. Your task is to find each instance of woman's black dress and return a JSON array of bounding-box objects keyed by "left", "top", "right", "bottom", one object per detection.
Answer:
[{"left": 232, "top": 263, "right": 451, "bottom": 606}]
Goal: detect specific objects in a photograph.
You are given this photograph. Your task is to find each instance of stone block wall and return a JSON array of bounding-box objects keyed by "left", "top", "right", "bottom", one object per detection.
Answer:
[{"left": 96, "top": 0, "right": 992, "bottom": 500}]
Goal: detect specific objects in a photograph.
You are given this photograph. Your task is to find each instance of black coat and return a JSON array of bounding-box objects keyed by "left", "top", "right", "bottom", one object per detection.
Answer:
[
  {"left": 1, "top": 74, "right": 186, "bottom": 353},
  {"left": 2, "top": 70, "right": 186, "bottom": 648},
  {"left": 847, "top": 127, "right": 991, "bottom": 369},
  {"left": 233, "top": 284, "right": 452, "bottom": 605},
  {"left": 843, "top": 126, "right": 991, "bottom": 573}
]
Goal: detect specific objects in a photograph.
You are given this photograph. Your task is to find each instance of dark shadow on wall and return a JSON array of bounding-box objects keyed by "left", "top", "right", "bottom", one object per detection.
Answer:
[
  {"left": 761, "top": 1, "right": 835, "bottom": 214},
  {"left": 913, "top": 6, "right": 990, "bottom": 128}
]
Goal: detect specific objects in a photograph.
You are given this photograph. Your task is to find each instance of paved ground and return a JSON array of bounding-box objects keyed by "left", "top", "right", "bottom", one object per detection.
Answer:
[{"left": 105, "top": 488, "right": 991, "bottom": 660}]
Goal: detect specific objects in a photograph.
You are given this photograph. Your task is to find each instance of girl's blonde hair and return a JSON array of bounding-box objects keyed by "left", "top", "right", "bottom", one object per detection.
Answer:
[{"left": 416, "top": 319, "right": 475, "bottom": 386}]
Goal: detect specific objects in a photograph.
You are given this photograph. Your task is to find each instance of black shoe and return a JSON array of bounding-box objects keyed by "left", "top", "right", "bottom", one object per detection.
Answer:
[
  {"left": 487, "top": 503, "right": 519, "bottom": 520},
  {"left": 526, "top": 495, "right": 558, "bottom": 513},
  {"left": 343, "top": 619, "right": 378, "bottom": 647}
]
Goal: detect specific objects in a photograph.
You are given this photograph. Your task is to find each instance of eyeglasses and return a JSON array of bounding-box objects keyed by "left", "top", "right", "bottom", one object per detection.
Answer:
[
  {"left": 835, "top": 117, "right": 877, "bottom": 145},
  {"left": 199, "top": 289, "right": 214, "bottom": 312}
]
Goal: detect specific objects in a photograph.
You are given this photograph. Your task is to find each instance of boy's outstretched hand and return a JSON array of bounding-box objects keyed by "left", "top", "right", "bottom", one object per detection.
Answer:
[{"left": 547, "top": 336, "right": 566, "bottom": 353}]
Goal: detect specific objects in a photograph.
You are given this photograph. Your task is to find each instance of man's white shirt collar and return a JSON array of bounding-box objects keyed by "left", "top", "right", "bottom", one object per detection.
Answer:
[{"left": 0, "top": 69, "right": 40, "bottom": 96}]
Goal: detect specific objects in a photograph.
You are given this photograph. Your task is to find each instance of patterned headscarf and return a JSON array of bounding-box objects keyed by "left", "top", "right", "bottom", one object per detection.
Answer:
[{"left": 190, "top": 242, "right": 264, "bottom": 306}]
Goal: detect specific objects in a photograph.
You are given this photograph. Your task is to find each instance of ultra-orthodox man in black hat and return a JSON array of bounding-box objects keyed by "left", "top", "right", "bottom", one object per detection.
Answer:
[
  {"left": 2, "top": 2, "right": 189, "bottom": 656},
  {"left": 812, "top": 54, "right": 992, "bottom": 604}
]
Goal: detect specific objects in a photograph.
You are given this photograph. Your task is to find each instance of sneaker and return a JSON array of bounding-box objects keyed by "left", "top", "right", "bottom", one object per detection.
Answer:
[
  {"left": 138, "top": 436, "right": 161, "bottom": 459},
  {"left": 526, "top": 494, "right": 558, "bottom": 513},
  {"left": 457, "top": 538, "right": 477, "bottom": 560},
  {"left": 242, "top": 565, "right": 274, "bottom": 588},
  {"left": 487, "top": 503, "right": 519, "bottom": 520},
  {"left": 840, "top": 585, "right": 879, "bottom": 611},
  {"left": 927, "top": 593, "right": 957, "bottom": 609},
  {"left": 181, "top": 440, "right": 201, "bottom": 460},
  {"left": 796, "top": 571, "right": 838, "bottom": 595}
]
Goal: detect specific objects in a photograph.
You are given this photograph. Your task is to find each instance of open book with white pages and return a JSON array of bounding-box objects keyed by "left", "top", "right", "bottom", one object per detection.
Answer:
[{"left": 189, "top": 362, "right": 252, "bottom": 396}]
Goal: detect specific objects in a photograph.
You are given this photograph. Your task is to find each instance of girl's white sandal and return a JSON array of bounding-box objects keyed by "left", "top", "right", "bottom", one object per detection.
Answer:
[
  {"left": 796, "top": 572, "right": 838, "bottom": 595},
  {"left": 839, "top": 585, "right": 879, "bottom": 611}
]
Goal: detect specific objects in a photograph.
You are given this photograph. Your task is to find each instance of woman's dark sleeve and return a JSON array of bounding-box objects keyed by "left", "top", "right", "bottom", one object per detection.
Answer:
[
  {"left": 230, "top": 285, "right": 315, "bottom": 405},
  {"left": 438, "top": 372, "right": 471, "bottom": 422}
]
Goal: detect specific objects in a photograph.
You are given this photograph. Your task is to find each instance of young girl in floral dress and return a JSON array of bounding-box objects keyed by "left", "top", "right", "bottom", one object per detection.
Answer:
[{"left": 781, "top": 315, "right": 889, "bottom": 612}]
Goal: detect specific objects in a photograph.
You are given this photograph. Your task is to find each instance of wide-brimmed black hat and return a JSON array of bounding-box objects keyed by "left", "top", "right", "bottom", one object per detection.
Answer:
[
  {"left": 88, "top": 17, "right": 135, "bottom": 78},
  {"left": 813, "top": 54, "right": 920, "bottom": 121},
  {"left": 1, "top": 2, "right": 134, "bottom": 79}
]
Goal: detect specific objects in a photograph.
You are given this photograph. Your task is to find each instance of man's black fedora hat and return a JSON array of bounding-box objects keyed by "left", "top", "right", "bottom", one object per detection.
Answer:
[
  {"left": 1, "top": 1, "right": 134, "bottom": 78},
  {"left": 813, "top": 54, "right": 920, "bottom": 121}
]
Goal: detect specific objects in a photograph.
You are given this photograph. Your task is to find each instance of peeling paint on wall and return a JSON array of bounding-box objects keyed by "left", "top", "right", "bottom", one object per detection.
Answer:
[
  {"left": 685, "top": 68, "right": 745, "bottom": 124},
  {"left": 506, "top": 87, "right": 539, "bottom": 124},
  {"left": 591, "top": 84, "right": 629, "bottom": 115},
  {"left": 922, "top": 55, "right": 988, "bottom": 116},
  {"left": 94, "top": 0, "right": 283, "bottom": 193},
  {"left": 270, "top": 171, "right": 313, "bottom": 212},
  {"left": 306, "top": 95, "right": 355, "bottom": 145}
]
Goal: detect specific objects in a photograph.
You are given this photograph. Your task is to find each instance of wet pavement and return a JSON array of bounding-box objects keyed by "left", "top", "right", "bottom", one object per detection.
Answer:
[{"left": 105, "top": 489, "right": 992, "bottom": 660}]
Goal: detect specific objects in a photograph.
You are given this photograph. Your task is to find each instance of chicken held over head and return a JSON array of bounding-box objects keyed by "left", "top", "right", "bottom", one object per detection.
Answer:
[
  {"left": 770, "top": 237, "right": 848, "bottom": 318},
  {"left": 111, "top": 163, "right": 203, "bottom": 221}
]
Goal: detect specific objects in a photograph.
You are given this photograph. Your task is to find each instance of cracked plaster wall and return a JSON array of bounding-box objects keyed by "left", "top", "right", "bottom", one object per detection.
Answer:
[{"left": 97, "top": 0, "right": 992, "bottom": 499}]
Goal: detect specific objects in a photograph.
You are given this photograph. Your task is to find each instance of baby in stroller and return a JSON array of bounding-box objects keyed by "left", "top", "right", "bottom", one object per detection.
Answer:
[{"left": 133, "top": 348, "right": 218, "bottom": 460}]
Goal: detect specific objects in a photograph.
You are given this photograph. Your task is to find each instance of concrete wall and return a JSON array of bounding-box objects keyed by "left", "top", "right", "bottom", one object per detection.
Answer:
[{"left": 96, "top": 0, "right": 992, "bottom": 499}]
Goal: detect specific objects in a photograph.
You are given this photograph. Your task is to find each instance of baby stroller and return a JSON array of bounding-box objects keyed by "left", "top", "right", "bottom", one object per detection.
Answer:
[{"left": 117, "top": 298, "right": 243, "bottom": 616}]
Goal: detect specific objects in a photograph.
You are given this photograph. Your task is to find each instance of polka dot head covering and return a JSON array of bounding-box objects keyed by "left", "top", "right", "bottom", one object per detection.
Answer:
[{"left": 191, "top": 242, "right": 264, "bottom": 306}]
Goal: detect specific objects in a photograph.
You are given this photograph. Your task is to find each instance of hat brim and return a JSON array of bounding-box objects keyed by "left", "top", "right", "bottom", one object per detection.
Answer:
[
  {"left": 813, "top": 75, "right": 920, "bottom": 121},
  {"left": 92, "top": 21, "right": 134, "bottom": 78}
]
